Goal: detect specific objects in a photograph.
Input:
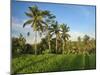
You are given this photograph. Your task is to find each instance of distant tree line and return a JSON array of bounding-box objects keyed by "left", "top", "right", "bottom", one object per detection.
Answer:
[{"left": 12, "top": 34, "right": 96, "bottom": 56}]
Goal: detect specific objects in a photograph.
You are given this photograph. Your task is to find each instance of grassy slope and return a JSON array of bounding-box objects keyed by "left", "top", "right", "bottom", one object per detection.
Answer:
[{"left": 12, "top": 54, "right": 96, "bottom": 74}]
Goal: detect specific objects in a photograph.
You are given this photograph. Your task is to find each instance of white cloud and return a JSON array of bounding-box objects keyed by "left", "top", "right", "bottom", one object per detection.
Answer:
[
  {"left": 12, "top": 17, "right": 42, "bottom": 44},
  {"left": 69, "top": 31, "right": 95, "bottom": 41}
]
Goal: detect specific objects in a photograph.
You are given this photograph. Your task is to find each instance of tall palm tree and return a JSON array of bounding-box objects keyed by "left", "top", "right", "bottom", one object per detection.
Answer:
[
  {"left": 45, "top": 14, "right": 56, "bottom": 52},
  {"left": 60, "top": 24, "right": 70, "bottom": 53},
  {"left": 23, "top": 5, "right": 50, "bottom": 55},
  {"left": 83, "top": 35, "right": 90, "bottom": 54},
  {"left": 83, "top": 35, "right": 90, "bottom": 69},
  {"left": 50, "top": 21, "right": 61, "bottom": 53},
  {"left": 47, "top": 26, "right": 52, "bottom": 52},
  {"left": 77, "top": 36, "right": 81, "bottom": 53}
]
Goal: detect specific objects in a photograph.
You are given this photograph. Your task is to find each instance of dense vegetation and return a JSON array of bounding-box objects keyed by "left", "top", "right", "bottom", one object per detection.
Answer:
[
  {"left": 12, "top": 34, "right": 96, "bottom": 56},
  {"left": 12, "top": 5, "right": 96, "bottom": 74}
]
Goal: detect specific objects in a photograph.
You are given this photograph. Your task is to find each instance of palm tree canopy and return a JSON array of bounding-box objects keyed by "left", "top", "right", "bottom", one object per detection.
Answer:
[
  {"left": 60, "top": 24, "right": 70, "bottom": 40},
  {"left": 78, "top": 36, "right": 81, "bottom": 42},
  {"left": 51, "top": 21, "right": 60, "bottom": 33},
  {"left": 83, "top": 35, "right": 90, "bottom": 42},
  {"left": 23, "top": 5, "right": 51, "bottom": 32}
]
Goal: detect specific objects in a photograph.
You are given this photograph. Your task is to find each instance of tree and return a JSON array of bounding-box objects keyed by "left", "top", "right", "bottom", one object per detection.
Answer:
[
  {"left": 40, "top": 37, "right": 48, "bottom": 53},
  {"left": 89, "top": 38, "right": 96, "bottom": 54},
  {"left": 45, "top": 14, "right": 56, "bottom": 52},
  {"left": 23, "top": 44, "right": 33, "bottom": 54},
  {"left": 23, "top": 5, "right": 51, "bottom": 55},
  {"left": 77, "top": 36, "right": 81, "bottom": 53},
  {"left": 12, "top": 37, "right": 19, "bottom": 55},
  {"left": 82, "top": 35, "right": 90, "bottom": 69},
  {"left": 12, "top": 33, "right": 26, "bottom": 56},
  {"left": 83, "top": 35, "right": 90, "bottom": 54},
  {"left": 19, "top": 33, "right": 26, "bottom": 51},
  {"left": 83, "top": 35, "right": 90, "bottom": 43},
  {"left": 60, "top": 24, "right": 70, "bottom": 53},
  {"left": 50, "top": 21, "right": 61, "bottom": 53}
]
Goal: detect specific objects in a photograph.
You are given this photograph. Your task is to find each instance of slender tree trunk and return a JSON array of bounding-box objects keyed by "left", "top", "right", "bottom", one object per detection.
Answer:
[
  {"left": 48, "top": 41, "right": 51, "bottom": 52},
  {"left": 48, "top": 33, "right": 51, "bottom": 52},
  {"left": 36, "top": 31, "right": 38, "bottom": 54},
  {"left": 34, "top": 31, "right": 37, "bottom": 55},
  {"left": 56, "top": 35, "right": 58, "bottom": 53},
  {"left": 34, "top": 31, "right": 36, "bottom": 55},
  {"left": 63, "top": 40, "right": 65, "bottom": 54},
  {"left": 49, "top": 39, "right": 51, "bottom": 51}
]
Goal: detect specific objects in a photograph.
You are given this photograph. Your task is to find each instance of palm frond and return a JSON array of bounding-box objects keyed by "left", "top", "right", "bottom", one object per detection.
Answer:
[
  {"left": 28, "top": 5, "right": 38, "bottom": 16},
  {"left": 49, "top": 14, "right": 56, "bottom": 19},
  {"left": 25, "top": 12, "right": 33, "bottom": 18},
  {"left": 41, "top": 10, "right": 50, "bottom": 17},
  {"left": 23, "top": 19, "right": 33, "bottom": 28}
]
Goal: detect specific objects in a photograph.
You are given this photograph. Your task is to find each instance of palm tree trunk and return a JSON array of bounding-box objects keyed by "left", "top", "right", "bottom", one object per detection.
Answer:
[
  {"left": 36, "top": 31, "right": 38, "bottom": 54},
  {"left": 63, "top": 40, "right": 65, "bottom": 54},
  {"left": 49, "top": 40, "right": 51, "bottom": 51},
  {"left": 56, "top": 35, "right": 58, "bottom": 53},
  {"left": 48, "top": 33, "right": 51, "bottom": 52},
  {"left": 34, "top": 31, "right": 37, "bottom": 55}
]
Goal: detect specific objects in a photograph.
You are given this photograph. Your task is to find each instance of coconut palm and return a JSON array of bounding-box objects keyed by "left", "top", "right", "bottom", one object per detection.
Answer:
[
  {"left": 60, "top": 24, "right": 70, "bottom": 53},
  {"left": 77, "top": 36, "right": 82, "bottom": 53},
  {"left": 45, "top": 15, "right": 56, "bottom": 52},
  {"left": 50, "top": 21, "right": 61, "bottom": 53},
  {"left": 83, "top": 35, "right": 90, "bottom": 54},
  {"left": 23, "top": 5, "right": 50, "bottom": 55},
  {"left": 47, "top": 26, "right": 52, "bottom": 52},
  {"left": 82, "top": 35, "right": 90, "bottom": 69}
]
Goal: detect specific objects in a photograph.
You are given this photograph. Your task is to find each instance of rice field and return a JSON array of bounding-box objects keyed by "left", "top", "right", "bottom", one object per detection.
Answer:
[{"left": 12, "top": 54, "right": 96, "bottom": 74}]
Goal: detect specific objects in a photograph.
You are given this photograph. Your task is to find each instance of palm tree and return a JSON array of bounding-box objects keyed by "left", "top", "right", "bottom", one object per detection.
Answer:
[
  {"left": 83, "top": 35, "right": 90, "bottom": 54},
  {"left": 45, "top": 14, "right": 56, "bottom": 52},
  {"left": 83, "top": 35, "right": 90, "bottom": 69},
  {"left": 77, "top": 36, "right": 81, "bottom": 53},
  {"left": 47, "top": 26, "right": 52, "bottom": 52},
  {"left": 50, "top": 21, "right": 61, "bottom": 53},
  {"left": 60, "top": 24, "right": 70, "bottom": 53},
  {"left": 23, "top": 5, "right": 50, "bottom": 55}
]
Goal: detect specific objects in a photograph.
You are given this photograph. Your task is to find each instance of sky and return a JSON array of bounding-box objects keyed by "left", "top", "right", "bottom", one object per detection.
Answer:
[{"left": 11, "top": 0, "right": 96, "bottom": 44}]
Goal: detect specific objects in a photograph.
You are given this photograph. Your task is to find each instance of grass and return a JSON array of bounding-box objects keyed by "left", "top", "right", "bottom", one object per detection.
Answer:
[{"left": 12, "top": 53, "right": 96, "bottom": 74}]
